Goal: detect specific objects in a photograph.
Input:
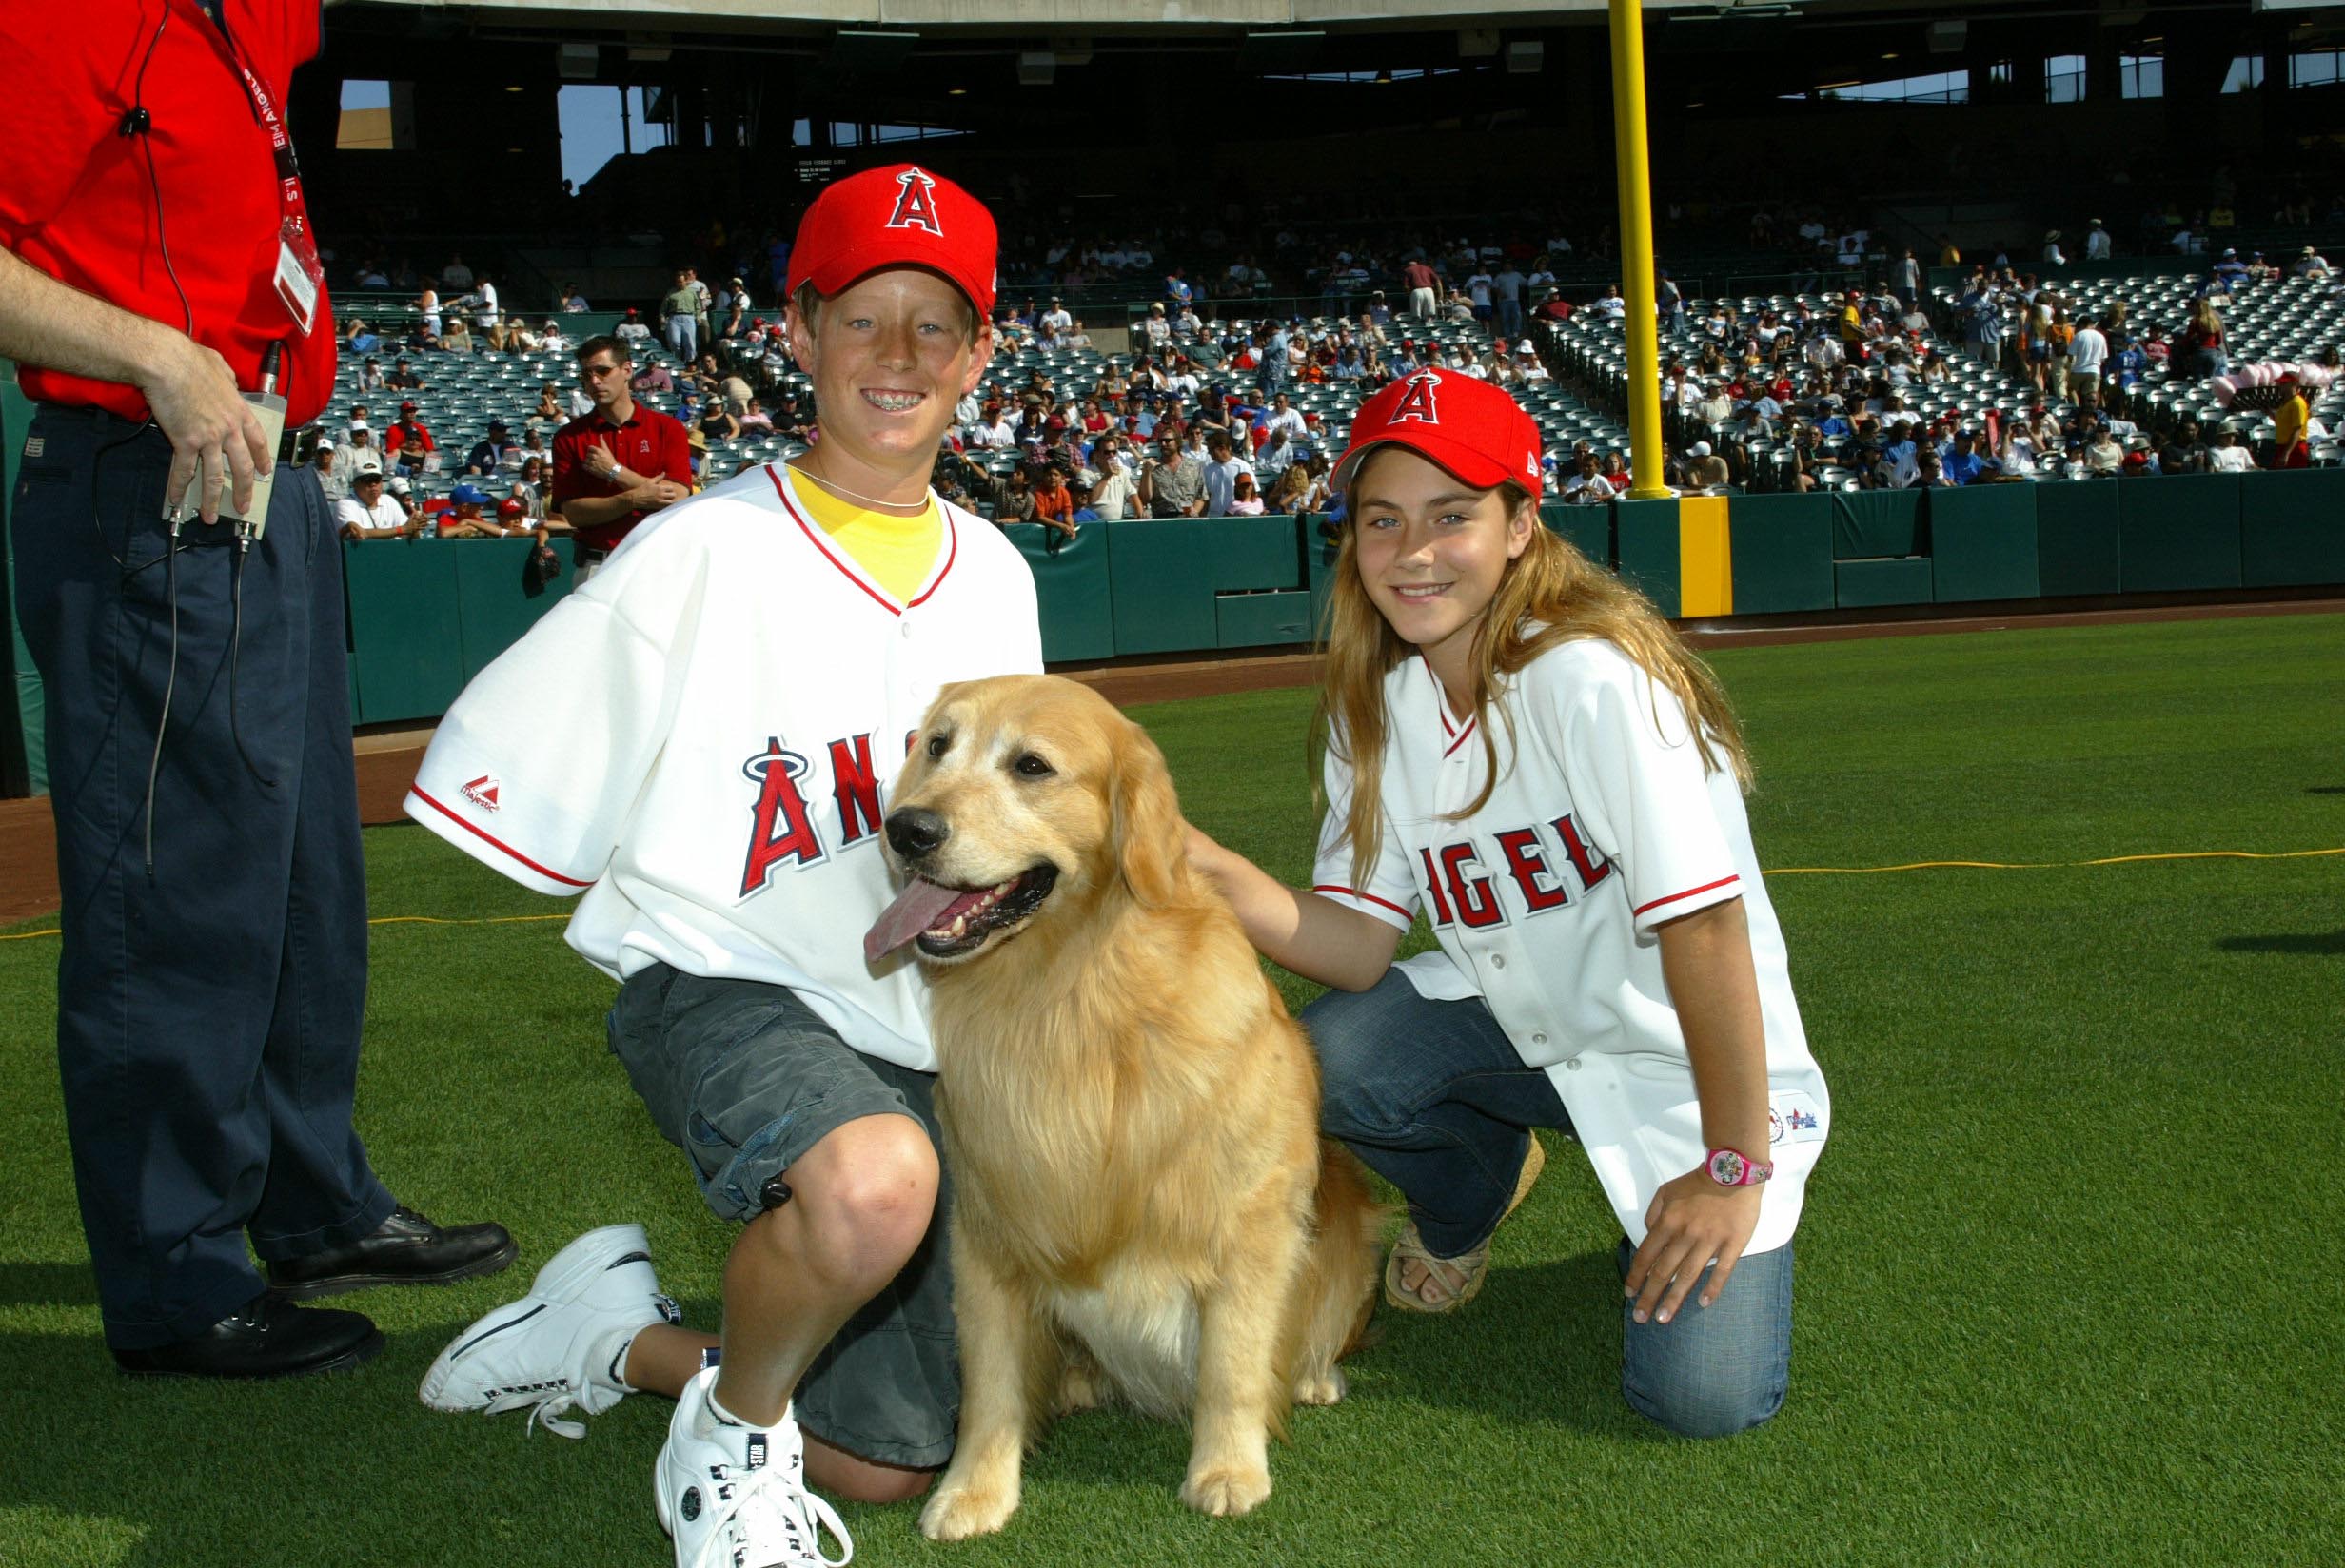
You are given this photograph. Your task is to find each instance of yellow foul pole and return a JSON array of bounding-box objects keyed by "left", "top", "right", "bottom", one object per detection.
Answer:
[{"left": 1607, "top": 0, "right": 1670, "bottom": 500}]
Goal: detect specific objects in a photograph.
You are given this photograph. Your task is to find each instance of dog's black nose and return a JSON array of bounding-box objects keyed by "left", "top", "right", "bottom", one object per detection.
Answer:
[{"left": 886, "top": 808, "right": 950, "bottom": 858}]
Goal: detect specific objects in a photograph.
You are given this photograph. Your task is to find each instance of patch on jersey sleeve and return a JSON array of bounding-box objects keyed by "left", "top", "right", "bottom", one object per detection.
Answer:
[
  {"left": 461, "top": 774, "right": 502, "bottom": 813},
  {"left": 1768, "top": 1091, "right": 1824, "bottom": 1145}
]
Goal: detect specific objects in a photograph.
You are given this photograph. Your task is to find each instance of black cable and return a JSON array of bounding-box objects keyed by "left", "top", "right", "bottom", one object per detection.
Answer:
[{"left": 125, "top": 7, "right": 192, "bottom": 341}]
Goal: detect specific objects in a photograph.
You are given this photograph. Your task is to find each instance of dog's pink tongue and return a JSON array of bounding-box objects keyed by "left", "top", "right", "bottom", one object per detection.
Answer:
[{"left": 865, "top": 877, "right": 972, "bottom": 963}]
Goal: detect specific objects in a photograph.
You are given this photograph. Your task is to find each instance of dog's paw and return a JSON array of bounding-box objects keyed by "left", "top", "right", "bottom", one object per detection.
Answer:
[
  {"left": 920, "top": 1481, "right": 1017, "bottom": 1542},
  {"left": 1179, "top": 1463, "right": 1272, "bottom": 1518},
  {"left": 1291, "top": 1364, "right": 1346, "bottom": 1406},
  {"left": 1055, "top": 1361, "right": 1107, "bottom": 1415}
]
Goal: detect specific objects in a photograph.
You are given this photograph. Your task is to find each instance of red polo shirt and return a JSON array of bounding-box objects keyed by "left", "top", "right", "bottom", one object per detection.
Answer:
[
  {"left": 550, "top": 401, "right": 695, "bottom": 554},
  {"left": 0, "top": 1, "right": 337, "bottom": 426}
]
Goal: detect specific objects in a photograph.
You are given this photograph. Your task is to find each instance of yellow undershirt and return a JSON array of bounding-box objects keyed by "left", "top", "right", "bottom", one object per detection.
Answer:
[{"left": 789, "top": 464, "right": 943, "bottom": 604}]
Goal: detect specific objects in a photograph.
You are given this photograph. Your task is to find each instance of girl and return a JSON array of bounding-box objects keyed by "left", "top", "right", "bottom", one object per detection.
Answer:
[
  {"left": 1228, "top": 470, "right": 1266, "bottom": 515},
  {"left": 1190, "top": 369, "right": 1828, "bottom": 1439}
]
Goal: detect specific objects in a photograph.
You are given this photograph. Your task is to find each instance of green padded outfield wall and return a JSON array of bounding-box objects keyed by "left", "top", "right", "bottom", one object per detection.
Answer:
[
  {"left": 2238, "top": 468, "right": 2345, "bottom": 589},
  {"left": 1001, "top": 522, "right": 1114, "bottom": 662},
  {"left": 1540, "top": 502, "right": 1613, "bottom": 569},
  {"left": 2118, "top": 472, "right": 2243, "bottom": 593},
  {"left": 1929, "top": 483, "right": 2041, "bottom": 603},
  {"left": 1103, "top": 515, "right": 1308, "bottom": 656},
  {"left": 1830, "top": 488, "right": 1926, "bottom": 561},
  {"left": 2034, "top": 481, "right": 2123, "bottom": 596},
  {"left": 344, "top": 542, "right": 469, "bottom": 724},
  {"left": 1836, "top": 557, "right": 1934, "bottom": 608},
  {"left": 0, "top": 362, "right": 36, "bottom": 794},
  {"left": 1611, "top": 498, "right": 1681, "bottom": 617},
  {"left": 452, "top": 538, "right": 575, "bottom": 681},
  {"left": 1725, "top": 493, "right": 1836, "bottom": 614}
]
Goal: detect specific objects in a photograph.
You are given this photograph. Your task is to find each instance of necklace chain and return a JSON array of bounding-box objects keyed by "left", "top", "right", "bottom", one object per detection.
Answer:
[{"left": 791, "top": 462, "right": 932, "bottom": 513}]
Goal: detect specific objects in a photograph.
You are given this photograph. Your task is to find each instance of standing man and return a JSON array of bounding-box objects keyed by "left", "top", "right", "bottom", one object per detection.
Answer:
[
  {"left": 0, "top": 0, "right": 510, "bottom": 1382},
  {"left": 1402, "top": 254, "right": 1441, "bottom": 323},
  {"left": 1140, "top": 426, "right": 1208, "bottom": 517},
  {"left": 551, "top": 335, "right": 695, "bottom": 580},
  {"left": 660, "top": 267, "right": 700, "bottom": 364}
]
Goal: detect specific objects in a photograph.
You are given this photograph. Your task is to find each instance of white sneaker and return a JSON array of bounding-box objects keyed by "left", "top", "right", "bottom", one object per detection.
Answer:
[
  {"left": 419, "top": 1223, "right": 680, "bottom": 1438},
  {"left": 655, "top": 1365, "right": 853, "bottom": 1568}
]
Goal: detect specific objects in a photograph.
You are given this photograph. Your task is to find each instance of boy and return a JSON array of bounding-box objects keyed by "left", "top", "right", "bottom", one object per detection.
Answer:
[{"left": 406, "top": 166, "right": 1039, "bottom": 1568}]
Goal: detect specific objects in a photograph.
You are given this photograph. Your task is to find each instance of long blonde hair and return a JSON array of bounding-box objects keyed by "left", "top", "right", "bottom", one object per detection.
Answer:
[{"left": 1313, "top": 477, "right": 1751, "bottom": 891}]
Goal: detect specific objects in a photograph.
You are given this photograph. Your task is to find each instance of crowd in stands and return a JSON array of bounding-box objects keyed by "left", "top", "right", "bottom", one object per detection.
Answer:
[
  {"left": 311, "top": 174, "right": 2343, "bottom": 548},
  {"left": 1618, "top": 242, "right": 2340, "bottom": 492}
]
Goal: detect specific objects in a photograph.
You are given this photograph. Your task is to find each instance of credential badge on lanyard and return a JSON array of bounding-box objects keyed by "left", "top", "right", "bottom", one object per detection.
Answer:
[{"left": 223, "top": 33, "right": 325, "bottom": 337}]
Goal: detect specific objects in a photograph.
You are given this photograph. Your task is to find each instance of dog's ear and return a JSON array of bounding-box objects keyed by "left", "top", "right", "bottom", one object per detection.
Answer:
[{"left": 1112, "top": 716, "right": 1186, "bottom": 909}]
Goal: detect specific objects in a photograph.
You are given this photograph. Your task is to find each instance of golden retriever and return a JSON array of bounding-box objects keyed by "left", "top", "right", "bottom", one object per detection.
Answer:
[{"left": 861, "top": 674, "right": 1378, "bottom": 1539}]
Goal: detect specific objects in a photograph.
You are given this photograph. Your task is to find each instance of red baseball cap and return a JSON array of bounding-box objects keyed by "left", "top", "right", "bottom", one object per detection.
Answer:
[
  {"left": 1330, "top": 369, "right": 1544, "bottom": 497},
  {"left": 786, "top": 164, "right": 997, "bottom": 318},
  {"left": 498, "top": 498, "right": 526, "bottom": 517}
]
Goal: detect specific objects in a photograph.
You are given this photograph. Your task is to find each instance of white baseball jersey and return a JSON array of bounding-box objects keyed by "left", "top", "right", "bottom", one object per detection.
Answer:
[
  {"left": 405, "top": 462, "right": 1043, "bottom": 1071},
  {"left": 1311, "top": 637, "right": 1828, "bottom": 1254}
]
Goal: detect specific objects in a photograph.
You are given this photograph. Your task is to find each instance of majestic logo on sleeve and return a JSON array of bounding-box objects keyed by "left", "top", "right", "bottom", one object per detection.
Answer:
[
  {"left": 886, "top": 168, "right": 943, "bottom": 236},
  {"left": 1389, "top": 371, "right": 1443, "bottom": 424},
  {"left": 461, "top": 774, "right": 501, "bottom": 812}
]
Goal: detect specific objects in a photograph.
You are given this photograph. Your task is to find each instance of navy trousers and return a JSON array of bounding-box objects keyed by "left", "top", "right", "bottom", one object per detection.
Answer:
[{"left": 11, "top": 407, "right": 394, "bottom": 1350}]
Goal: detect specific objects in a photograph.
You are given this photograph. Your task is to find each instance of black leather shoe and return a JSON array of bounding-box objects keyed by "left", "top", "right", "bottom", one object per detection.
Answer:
[
  {"left": 113, "top": 1293, "right": 383, "bottom": 1381},
  {"left": 266, "top": 1205, "right": 519, "bottom": 1301}
]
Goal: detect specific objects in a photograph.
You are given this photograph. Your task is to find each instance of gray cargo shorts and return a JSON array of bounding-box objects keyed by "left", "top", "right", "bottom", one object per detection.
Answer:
[{"left": 608, "top": 962, "right": 957, "bottom": 1469}]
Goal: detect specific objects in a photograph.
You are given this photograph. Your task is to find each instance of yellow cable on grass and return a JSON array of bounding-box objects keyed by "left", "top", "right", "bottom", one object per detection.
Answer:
[
  {"left": 1766, "top": 847, "right": 2345, "bottom": 874},
  {"left": 5, "top": 851, "right": 2340, "bottom": 944}
]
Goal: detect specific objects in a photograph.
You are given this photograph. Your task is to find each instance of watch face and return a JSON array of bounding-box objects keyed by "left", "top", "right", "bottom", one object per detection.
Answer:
[{"left": 1708, "top": 1149, "right": 1747, "bottom": 1186}]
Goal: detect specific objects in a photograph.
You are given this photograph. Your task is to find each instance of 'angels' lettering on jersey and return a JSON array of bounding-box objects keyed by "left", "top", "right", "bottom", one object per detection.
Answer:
[
  {"left": 1413, "top": 811, "right": 1614, "bottom": 931},
  {"left": 739, "top": 731, "right": 891, "bottom": 897}
]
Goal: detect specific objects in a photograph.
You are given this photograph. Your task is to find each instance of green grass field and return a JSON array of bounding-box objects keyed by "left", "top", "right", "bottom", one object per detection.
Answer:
[{"left": 2, "top": 613, "right": 2341, "bottom": 1567}]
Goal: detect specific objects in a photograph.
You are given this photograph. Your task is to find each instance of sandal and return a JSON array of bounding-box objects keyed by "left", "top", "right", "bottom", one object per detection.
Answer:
[{"left": 1382, "top": 1136, "right": 1547, "bottom": 1315}]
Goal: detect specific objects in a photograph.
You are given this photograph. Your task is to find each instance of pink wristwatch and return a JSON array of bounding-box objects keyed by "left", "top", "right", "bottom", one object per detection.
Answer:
[{"left": 1705, "top": 1147, "right": 1774, "bottom": 1187}]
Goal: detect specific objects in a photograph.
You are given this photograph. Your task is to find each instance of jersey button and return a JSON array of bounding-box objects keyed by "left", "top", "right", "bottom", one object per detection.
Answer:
[
  {"left": 1531, "top": 1031, "right": 1548, "bottom": 1048},
  {"left": 1489, "top": 954, "right": 1506, "bottom": 970},
  {"left": 899, "top": 618, "right": 915, "bottom": 639},
  {"left": 1566, "top": 1057, "right": 1582, "bottom": 1071}
]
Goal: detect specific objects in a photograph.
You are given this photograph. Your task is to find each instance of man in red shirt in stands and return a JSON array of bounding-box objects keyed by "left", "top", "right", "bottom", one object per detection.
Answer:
[
  {"left": 0, "top": 0, "right": 510, "bottom": 1383},
  {"left": 552, "top": 334, "right": 695, "bottom": 579},
  {"left": 384, "top": 399, "right": 436, "bottom": 475}
]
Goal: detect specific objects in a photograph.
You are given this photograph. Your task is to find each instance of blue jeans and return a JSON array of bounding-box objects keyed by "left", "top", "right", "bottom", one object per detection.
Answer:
[{"left": 1305, "top": 970, "right": 1792, "bottom": 1439}]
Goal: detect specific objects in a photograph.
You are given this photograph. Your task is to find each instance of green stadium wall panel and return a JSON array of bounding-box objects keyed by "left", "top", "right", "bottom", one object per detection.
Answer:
[
  {"left": 2034, "top": 481, "right": 2122, "bottom": 596},
  {"left": 1831, "top": 488, "right": 1926, "bottom": 560},
  {"left": 1199, "top": 515, "right": 1306, "bottom": 592},
  {"left": 1725, "top": 493, "right": 1835, "bottom": 615},
  {"left": 1540, "top": 503, "right": 1614, "bottom": 568},
  {"left": 2238, "top": 469, "right": 2345, "bottom": 588},
  {"left": 2118, "top": 472, "right": 2243, "bottom": 593},
  {"left": 1929, "top": 483, "right": 2040, "bottom": 603},
  {"left": 1611, "top": 498, "right": 1681, "bottom": 618},
  {"left": 1003, "top": 522, "right": 1114, "bottom": 662},
  {"left": 344, "top": 541, "right": 466, "bottom": 724},
  {"left": 1215, "top": 590, "right": 1316, "bottom": 649},
  {"left": 453, "top": 539, "right": 575, "bottom": 683},
  {"left": 1304, "top": 521, "right": 1341, "bottom": 643},
  {"left": 1835, "top": 557, "right": 1935, "bottom": 608},
  {"left": 1104, "top": 519, "right": 1218, "bottom": 655}
]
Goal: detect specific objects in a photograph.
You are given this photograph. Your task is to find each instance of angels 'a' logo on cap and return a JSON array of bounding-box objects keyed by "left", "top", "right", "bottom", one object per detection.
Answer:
[
  {"left": 886, "top": 167, "right": 944, "bottom": 236},
  {"left": 1389, "top": 370, "right": 1443, "bottom": 425},
  {"left": 1526, "top": 448, "right": 1542, "bottom": 480}
]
